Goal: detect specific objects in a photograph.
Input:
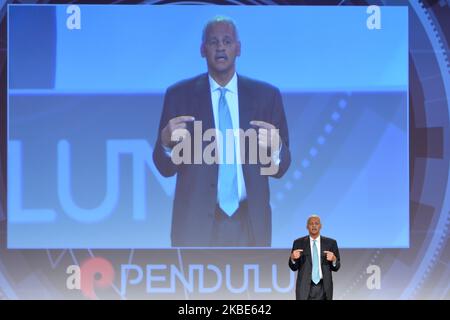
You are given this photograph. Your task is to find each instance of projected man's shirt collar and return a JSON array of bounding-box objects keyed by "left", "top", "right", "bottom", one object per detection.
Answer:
[{"left": 208, "top": 72, "right": 238, "bottom": 95}]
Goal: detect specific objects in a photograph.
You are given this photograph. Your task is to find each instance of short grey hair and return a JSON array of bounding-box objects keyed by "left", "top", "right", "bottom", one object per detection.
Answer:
[
  {"left": 306, "top": 214, "right": 321, "bottom": 226},
  {"left": 202, "top": 15, "right": 239, "bottom": 43}
]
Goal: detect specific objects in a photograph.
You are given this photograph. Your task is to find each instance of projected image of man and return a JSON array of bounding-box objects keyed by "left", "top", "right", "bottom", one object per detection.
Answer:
[{"left": 153, "top": 16, "right": 291, "bottom": 247}]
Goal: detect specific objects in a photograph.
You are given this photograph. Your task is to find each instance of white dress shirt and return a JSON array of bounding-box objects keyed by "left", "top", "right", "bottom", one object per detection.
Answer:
[
  {"left": 163, "top": 72, "right": 283, "bottom": 202},
  {"left": 290, "top": 235, "right": 337, "bottom": 270},
  {"left": 209, "top": 73, "right": 247, "bottom": 201},
  {"left": 310, "top": 235, "right": 323, "bottom": 280}
]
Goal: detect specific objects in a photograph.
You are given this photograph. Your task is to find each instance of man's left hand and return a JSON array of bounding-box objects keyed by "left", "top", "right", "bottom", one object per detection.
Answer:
[
  {"left": 250, "top": 120, "right": 280, "bottom": 151},
  {"left": 324, "top": 251, "right": 336, "bottom": 263}
]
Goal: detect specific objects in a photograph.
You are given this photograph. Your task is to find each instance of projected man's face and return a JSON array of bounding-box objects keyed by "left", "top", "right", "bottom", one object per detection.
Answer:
[
  {"left": 201, "top": 22, "right": 241, "bottom": 79},
  {"left": 307, "top": 217, "right": 322, "bottom": 238}
]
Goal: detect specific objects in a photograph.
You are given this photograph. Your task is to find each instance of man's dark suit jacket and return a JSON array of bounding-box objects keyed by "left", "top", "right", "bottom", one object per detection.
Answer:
[
  {"left": 153, "top": 73, "right": 291, "bottom": 247},
  {"left": 288, "top": 236, "right": 341, "bottom": 300}
]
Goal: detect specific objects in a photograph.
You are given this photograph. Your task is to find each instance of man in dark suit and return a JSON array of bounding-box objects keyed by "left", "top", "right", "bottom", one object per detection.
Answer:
[
  {"left": 153, "top": 16, "right": 291, "bottom": 247},
  {"left": 289, "top": 215, "right": 341, "bottom": 300}
]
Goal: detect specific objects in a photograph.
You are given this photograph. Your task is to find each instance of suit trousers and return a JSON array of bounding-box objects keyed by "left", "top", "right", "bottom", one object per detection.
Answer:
[
  {"left": 308, "top": 280, "right": 326, "bottom": 300},
  {"left": 210, "top": 200, "right": 252, "bottom": 247}
]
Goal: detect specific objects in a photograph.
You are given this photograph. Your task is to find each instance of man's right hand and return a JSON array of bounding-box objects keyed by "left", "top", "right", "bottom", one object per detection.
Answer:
[
  {"left": 161, "top": 116, "right": 195, "bottom": 148},
  {"left": 290, "top": 249, "right": 303, "bottom": 260}
]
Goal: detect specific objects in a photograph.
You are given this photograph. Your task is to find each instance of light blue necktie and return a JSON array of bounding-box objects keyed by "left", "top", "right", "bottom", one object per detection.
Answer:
[
  {"left": 217, "top": 87, "right": 239, "bottom": 216},
  {"left": 312, "top": 240, "right": 320, "bottom": 284}
]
